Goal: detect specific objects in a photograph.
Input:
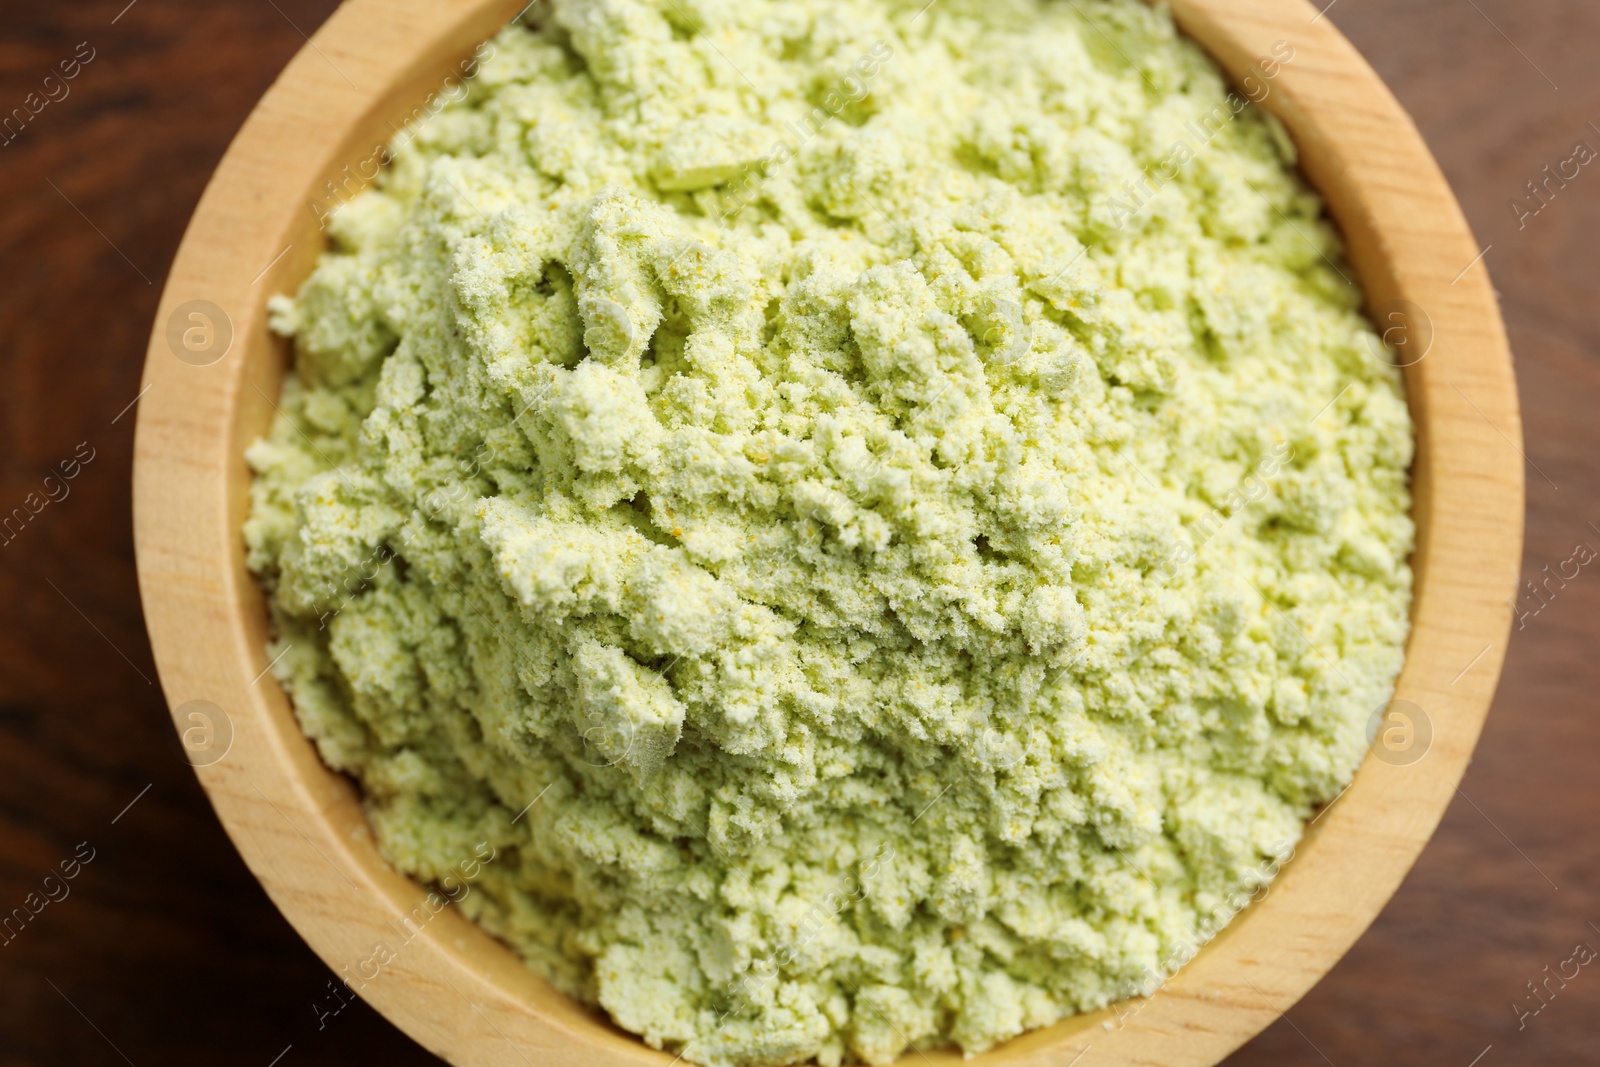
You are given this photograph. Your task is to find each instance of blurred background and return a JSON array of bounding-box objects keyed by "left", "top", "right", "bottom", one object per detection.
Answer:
[{"left": 1, "top": 1, "right": 1596, "bottom": 1064}]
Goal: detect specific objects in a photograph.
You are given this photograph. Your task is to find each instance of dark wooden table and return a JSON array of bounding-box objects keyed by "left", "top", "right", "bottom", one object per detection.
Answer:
[{"left": 2, "top": 2, "right": 1595, "bottom": 1064}]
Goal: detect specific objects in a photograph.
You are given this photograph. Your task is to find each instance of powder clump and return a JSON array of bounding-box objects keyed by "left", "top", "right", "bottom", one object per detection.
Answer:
[{"left": 246, "top": 1, "right": 1414, "bottom": 1063}]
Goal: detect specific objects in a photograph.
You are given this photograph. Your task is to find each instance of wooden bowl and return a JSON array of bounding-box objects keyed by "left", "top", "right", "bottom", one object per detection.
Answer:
[{"left": 133, "top": 1, "right": 1523, "bottom": 1063}]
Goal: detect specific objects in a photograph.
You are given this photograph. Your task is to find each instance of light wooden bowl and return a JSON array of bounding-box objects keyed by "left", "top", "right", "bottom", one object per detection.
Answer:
[{"left": 133, "top": 1, "right": 1523, "bottom": 1063}]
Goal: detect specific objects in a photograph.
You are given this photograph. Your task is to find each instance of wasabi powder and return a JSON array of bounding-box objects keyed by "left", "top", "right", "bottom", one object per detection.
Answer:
[{"left": 244, "top": 0, "right": 1414, "bottom": 1062}]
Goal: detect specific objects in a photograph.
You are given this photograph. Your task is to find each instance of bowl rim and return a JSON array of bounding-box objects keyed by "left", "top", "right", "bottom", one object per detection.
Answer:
[{"left": 133, "top": 0, "right": 1524, "bottom": 1064}]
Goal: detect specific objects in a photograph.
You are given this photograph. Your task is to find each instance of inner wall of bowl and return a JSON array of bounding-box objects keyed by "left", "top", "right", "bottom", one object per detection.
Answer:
[{"left": 229, "top": 6, "right": 1422, "bottom": 1059}]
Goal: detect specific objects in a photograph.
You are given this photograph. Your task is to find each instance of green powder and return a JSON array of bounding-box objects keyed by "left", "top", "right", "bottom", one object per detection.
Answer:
[{"left": 244, "top": 0, "right": 1413, "bottom": 1062}]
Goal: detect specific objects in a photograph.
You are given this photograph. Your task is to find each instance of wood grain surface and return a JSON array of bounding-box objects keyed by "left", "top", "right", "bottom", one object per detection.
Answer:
[{"left": 0, "top": 2, "right": 1593, "bottom": 1066}]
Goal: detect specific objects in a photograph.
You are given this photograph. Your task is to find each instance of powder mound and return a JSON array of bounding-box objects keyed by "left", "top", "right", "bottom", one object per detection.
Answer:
[{"left": 245, "top": 1, "right": 1413, "bottom": 1063}]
